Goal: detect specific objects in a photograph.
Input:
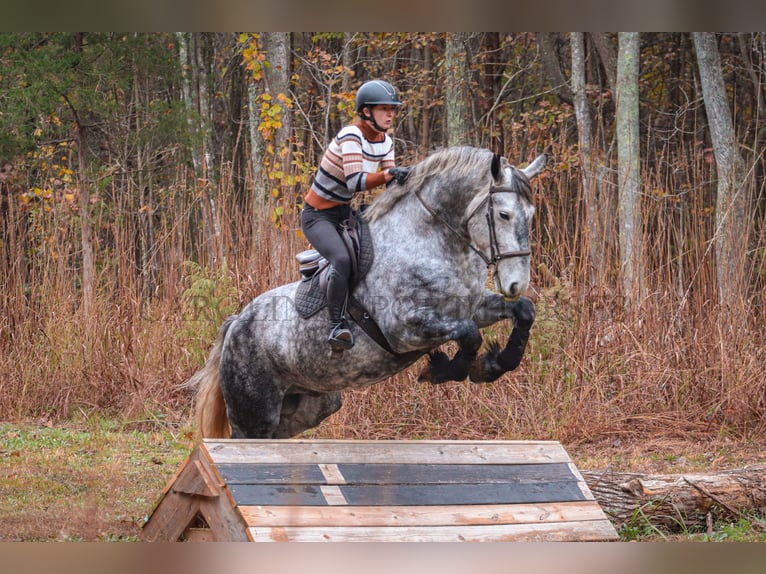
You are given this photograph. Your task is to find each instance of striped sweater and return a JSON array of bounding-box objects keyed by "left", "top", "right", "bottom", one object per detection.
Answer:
[{"left": 304, "top": 121, "right": 395, "bottom": 209}]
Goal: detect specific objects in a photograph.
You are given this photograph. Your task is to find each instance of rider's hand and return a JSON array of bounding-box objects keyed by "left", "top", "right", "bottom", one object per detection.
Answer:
[{"left": 388, "top": 167, "right": 411, "bottom": 185}]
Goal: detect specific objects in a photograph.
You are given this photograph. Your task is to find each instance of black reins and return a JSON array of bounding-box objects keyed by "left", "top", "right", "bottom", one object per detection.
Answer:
[{"left": 414, "top": 183, "right": 531, "bottom": 275}]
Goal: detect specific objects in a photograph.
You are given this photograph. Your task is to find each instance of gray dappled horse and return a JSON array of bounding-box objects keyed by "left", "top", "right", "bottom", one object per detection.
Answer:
[{"left": 190, "top": 146, "right": 547, "bottom": 439}]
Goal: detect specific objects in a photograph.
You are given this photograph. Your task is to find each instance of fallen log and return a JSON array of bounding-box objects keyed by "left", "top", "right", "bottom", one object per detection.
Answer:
[{"left": 581, "top": 465, "right": 766, "bottom": 532}]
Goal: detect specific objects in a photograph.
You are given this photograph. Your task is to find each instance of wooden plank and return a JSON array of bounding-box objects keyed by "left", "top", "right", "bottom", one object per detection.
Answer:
[
  {"left": 195, "top": 496, "right": 253, "bottom": 541},
  {"left": 141, "top": 490, "right": 201, "bottom": 542},
  {"left": 172, "top": 459, "right": 221, "bottom": 497},
  {"left": 143, "top": 447, "right": 195, "bottom": 519},
  {"left": 568, "top": 462, "right": 596, "bottom": 501},
  {"left": 142, "top": 445, "right": 252, "bottom": 542},
  {"left": 239, "top": 500, "right": 608, "bottom": 528},
  {"left": 339, "top": 481, "right": 588, "bottom": 506},
  {"left": 142, "top": 447, "right": 208, "bottom": 542},
  {"left": 204, "top": 440, "right": 570, "bottom": 466},
  {"left": 228, "top": 480, "right": 589, "bottom": 506},
  {"left": 247, "top": 520, "right": 619, "bottom": 542},
  {"left": 215, "top": 463, "right": 326, "bottom": 484},
  {"left": 215, "top": 462, "right": 578, "bottom": 486},
  {"left": 319, "top": 485, "right": 348, "bottom": 505},
  {"left": 192, "top": 447, "right": 253, "bottom": 542},
  {"left": 318, "top": 463, "right": 346, "bottom": 484},
  {"left": 336, "top": 462, "right": 577, "bottom": 485},
  {"left": 227, "top": 484, "right": 328, "bottom": 506}
]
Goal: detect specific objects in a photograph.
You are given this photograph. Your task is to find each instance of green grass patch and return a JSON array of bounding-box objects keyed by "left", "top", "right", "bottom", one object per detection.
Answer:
[{"left": 0, "top": 418, "right": 194, "bottom": 541}]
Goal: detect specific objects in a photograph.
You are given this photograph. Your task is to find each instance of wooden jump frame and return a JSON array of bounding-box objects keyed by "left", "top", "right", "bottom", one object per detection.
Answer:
[{"left": 141, "top": 439, "right": 618, "bottom": 542}]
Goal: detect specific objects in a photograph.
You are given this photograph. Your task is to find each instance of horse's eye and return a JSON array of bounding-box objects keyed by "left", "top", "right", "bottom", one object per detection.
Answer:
[{"left": 498, "top": 212, "right": 510, "bottom": 221}]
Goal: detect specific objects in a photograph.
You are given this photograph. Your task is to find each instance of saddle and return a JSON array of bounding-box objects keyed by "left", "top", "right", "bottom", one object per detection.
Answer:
[
  {"left": 294, "top": 210, "right": 417, "bottom": 358},
  {"left": 294, "top": 210, "right": 374, "bottom": 319}
]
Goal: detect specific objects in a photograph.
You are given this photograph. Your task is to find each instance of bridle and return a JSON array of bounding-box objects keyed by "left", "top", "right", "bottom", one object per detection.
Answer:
[{"left": 414, "top": 181, "right": 532, "bottom": 277}]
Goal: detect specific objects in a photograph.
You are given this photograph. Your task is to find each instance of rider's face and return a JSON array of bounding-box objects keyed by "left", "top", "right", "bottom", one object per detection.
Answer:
[{"left": 367, "top": 104, "right": 397, "bottom": 131}]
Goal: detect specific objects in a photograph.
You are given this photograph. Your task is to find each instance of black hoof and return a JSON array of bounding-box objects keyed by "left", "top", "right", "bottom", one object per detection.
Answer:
[
  {"left": 418, "top": 349, "right": 475, "bottom": 384},
  {"left": 418, "top": 350, "right": 452, "bottom": 384},
  {"left": 469, "top": 342, "right": 506, "bottom": 383}
]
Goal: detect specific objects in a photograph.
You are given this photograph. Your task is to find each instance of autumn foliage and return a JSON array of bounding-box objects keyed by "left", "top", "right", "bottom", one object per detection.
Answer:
[{"left": 1, "top": 32, "right": 765, "bottom": 442}]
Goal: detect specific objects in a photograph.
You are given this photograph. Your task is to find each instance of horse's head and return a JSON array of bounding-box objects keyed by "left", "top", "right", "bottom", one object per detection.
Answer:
[{"left": 465, "top": 152, "right": 546, "bottom": 298}]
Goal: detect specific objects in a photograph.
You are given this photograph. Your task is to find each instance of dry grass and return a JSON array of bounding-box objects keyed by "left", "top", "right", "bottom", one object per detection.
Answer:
[{"left": 1, "top": 131, "right": 765, "bottom": 445}]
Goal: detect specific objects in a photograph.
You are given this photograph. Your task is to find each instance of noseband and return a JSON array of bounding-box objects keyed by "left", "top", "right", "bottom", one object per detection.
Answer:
[{"left": 414, "top": 183, "right": 531, "bottom": 275}]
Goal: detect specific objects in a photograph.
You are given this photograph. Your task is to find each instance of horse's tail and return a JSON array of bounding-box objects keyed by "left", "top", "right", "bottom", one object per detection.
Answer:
[{"left": 186, "top": 315, "right": 237, "bottom": 439}]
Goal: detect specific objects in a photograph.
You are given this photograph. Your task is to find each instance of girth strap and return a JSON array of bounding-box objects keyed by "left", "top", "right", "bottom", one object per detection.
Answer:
[{"left": 347, "top": 296, "right": 422, "bottom": 361}]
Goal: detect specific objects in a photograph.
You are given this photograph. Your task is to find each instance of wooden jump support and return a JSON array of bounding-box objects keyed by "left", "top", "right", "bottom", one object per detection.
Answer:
[{"left": 141, "top": 439, "right": 618, "bottom": 542}]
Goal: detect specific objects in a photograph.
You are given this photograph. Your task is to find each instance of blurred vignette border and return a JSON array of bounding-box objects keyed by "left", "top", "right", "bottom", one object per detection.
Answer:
[
  {"left": 4, "top": 543, "right": 766, "bottom": 574},
  {"left": 3, "top": 0, "right": 766, "bottom": 31},
  {"left": 3, "top": 0, "right": 766, "bottom": 572}
]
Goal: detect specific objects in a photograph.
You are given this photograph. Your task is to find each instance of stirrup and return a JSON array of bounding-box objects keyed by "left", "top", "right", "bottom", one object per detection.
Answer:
[{"left": 328, "top": 321, "right": 354, "bottom": 350}]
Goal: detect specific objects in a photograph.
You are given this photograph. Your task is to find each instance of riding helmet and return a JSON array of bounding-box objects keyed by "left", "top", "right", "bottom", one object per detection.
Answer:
[{"left": 355, "top": 80, "right": 402, "bottom": 114}]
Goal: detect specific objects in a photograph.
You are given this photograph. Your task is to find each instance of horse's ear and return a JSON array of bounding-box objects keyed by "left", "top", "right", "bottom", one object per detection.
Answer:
[
  {"left": 521, "top": 152, "right": 548, "bottom": 180},
  {"left": 491, "top": 153, "right": 502, "bottom": 181}
]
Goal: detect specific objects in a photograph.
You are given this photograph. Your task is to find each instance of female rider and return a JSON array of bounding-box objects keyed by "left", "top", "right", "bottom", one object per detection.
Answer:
[{"left": 300, "top": 80, "right": 408, "bottom": 351}]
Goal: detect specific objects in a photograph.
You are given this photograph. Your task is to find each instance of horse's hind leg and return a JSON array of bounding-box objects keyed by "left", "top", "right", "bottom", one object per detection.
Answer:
[
  {"left": 223, "top": 379, "right": 284, "bottom": 438},
  {"left": 220, "top": 347, "right": 285, "bottom": 438},
  {"left": 273, "top": 391, "right": 342, "bottom": 438}
]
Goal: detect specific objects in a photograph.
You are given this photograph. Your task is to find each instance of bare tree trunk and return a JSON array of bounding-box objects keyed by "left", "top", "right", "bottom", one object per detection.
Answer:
[
  {"left": 590, "top": 32, "right": 617, "bottom": 94},
  {"left": 536, "top": 32, "right": 574, "bottom": 106},
  {"left": 178, "top": 32, "right": 221, "bottom": 266},
  {"left": 248, "top": 33, "right": 292, "bottom": 248},
  {"left": 69, "top": 33, "right": 95, "bottom": 317},
  {"left": 342, "top": 33, "right": 355, "bottom": 96},
  {"left": 445, "top": 32, "right": 472, "bottom": 146},
  {"left": 76, "top": 124, "right": 94, "bottom": 317},
  {"left": 197, "top": 33, "right": 221, "bottom": 266},
  {"left": 616, "top": 32, "right": 644, "bottom": 311},
  {"left": 571, "top": 32, "right": 606, "bottom": 286},
  {"left": 262, "top": 32, "right": 292, "bottom": 155},
  {"left": 248, "top": 81, "right": 269, "bottom": 259},
  {"left": 737, "top": 33, "right": 766, "bottom": 135},
  {"left": 421, "top": 41, "right": 432, "bottom": 152},
  {"left": 178, "top": 33, "right": 202, "bottom": 176},
  {"left": 133, "top": 47, "right": 156, "bottom": 305},
  {"left": 693, "top": 32, "right": 749, "bottom": 314}
]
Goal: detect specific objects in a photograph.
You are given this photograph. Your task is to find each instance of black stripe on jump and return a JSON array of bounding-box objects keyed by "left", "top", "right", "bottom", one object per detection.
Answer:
[
  {"left": 216, "top": 463, "right": 326, "bottom": 484},
  {"left": 216, "top": 462, "right": 576, "bottom": 486},
  {"left": 228, "top": 483, "right": 328, "bottom": 506},
  {"left": 341, "top": 481, "right": 587, "bottom": 506},
  {"left": 227, "top": 481, "right": 587, "bottom": 506},
  {"left": 337, "top": 463, "right": 577, "bottom": 485},
  {"left": 218, "top": 462, "right": 586, "bottom": 506}
]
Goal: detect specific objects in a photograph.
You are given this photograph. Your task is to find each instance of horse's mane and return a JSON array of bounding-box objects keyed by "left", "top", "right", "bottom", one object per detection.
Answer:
[{"left": 364, "top": 146, "right": 495, "bottom": 222}]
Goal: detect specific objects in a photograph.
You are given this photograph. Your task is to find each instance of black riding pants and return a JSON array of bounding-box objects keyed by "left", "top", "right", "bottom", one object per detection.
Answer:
[{"left": 300, "top": 204, "right": 353, "bottom": 324}]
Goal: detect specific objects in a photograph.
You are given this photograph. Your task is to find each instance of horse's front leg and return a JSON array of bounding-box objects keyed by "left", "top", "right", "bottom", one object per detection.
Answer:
[
  {"left": 469, "top": 294, "right": 535, "bottom": 383},
  {"left": 416, "top": 318, "right": 483, "bottom": 384}
]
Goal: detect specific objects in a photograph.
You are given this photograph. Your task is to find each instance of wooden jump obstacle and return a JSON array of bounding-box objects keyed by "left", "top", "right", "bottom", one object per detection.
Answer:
[{"left": 141, "top": 439, "right": 618, "bottom": 542}]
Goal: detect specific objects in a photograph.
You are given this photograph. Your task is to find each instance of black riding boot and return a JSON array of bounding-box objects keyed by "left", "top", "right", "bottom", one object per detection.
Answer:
[{"left": 327, "top": 269, "right": 354, "bottom": 350}]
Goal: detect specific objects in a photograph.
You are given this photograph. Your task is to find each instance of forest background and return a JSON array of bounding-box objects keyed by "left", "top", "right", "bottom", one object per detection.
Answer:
[{"left": 1, "top": 32, "right": 765, "bottom": 445}]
